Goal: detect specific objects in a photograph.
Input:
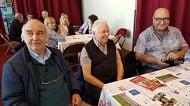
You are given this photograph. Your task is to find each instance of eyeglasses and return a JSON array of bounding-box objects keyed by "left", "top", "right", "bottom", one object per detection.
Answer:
[
  {"left": 40, "top": 70, "right": 61, "bottom": 85},
  {"left": 41, "top": 76, "right": 60, "bottom": 85},
  {"left": 154, "top": 17, "right": 170, "bottom": 22}
]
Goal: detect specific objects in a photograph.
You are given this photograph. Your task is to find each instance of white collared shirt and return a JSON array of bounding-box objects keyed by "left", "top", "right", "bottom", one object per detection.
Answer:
[{"left": 29, "top": 47, "right": 51, "bottom": 64}]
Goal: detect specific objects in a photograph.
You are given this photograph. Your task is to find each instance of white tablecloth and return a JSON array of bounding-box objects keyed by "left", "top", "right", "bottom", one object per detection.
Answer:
[
  {"left": 58, "top": 34, "right": 121, "bottom": 53},
  {"left": 98, "top": 61, "right": 190, "bottom": 106},
  {"left": 58, "top": 34, "right": 92, "bottom": 52}
]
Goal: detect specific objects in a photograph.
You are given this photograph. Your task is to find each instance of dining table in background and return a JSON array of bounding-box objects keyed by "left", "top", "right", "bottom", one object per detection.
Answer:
[{"left": 58, "top": 34, "right": 121, "bottom": 53}]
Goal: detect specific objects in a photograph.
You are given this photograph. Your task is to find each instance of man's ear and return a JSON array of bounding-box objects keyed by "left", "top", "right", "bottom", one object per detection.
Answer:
[{"left": 92, "top": 31, "right": 95, "bottom": 35}]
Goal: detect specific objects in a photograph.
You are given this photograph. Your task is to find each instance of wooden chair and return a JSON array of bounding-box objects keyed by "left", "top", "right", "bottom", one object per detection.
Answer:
[
  {"left": 63, "top": 42, "right": 85, "bottom": 72},
  {"left": 0, "top": 33, "right": 18, "bottom": 55},
  {"left": 73, "top": 25, "right": 81, "bottom": 35},
  {"left": 73, "top": 25, "right": 80, "bottom": 32}
]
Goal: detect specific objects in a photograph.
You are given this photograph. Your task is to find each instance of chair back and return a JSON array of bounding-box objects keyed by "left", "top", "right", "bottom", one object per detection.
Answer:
[
  {"left": 63, "top": 42, "right": 85, "bottom": 57},
  {"left": 0, "top": 33, "right": 9, "bottom": 43},
  {"left": 0, "top": 33, "right": 15, "bottom": 55},
  {"left": 123, "top": 51, "right": 143, "bottom": 78},
  {"left": 116, "top": 28, "right": 128, "bottom": 37},
  {"left": 63, "top": 42, "right": 85, "bottom": 72},
  {"left": 73, "top": 26, "right": 80, "bottom": 32},
  {"left": 114, "top": 28, "right": 128, "bottom": 48}
]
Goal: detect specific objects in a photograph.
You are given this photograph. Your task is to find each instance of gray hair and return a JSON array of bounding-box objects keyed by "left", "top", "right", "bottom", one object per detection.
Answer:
[
  {"left": 92, "top": 20, "right": 108, "bottom": 34},
  {"left": 21, "top": 22, "right": 27, "bottom": 41}
]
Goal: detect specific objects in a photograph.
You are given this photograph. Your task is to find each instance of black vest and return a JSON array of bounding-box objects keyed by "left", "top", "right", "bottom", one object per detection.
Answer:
[{"left": 85, "top": 39, "right": 117, "bottom": 83}]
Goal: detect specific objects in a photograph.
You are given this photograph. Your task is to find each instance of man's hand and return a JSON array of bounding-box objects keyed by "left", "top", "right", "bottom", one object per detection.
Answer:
[
  {"left": 72, "top": 94, "right": 81, "bottom": 106},
  {"left": 167, "top": 46, "right": 189, "bottom": 60},
  {"left": 157, "top": 58, "right": 170, "bottom": 68},
  {"left": 167, "top": 52, "right": 179, "bottom": 60}
]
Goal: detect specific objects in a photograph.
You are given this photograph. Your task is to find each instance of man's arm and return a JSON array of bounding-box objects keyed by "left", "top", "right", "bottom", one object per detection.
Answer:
[
  {"left": 78, "top": 22, "right": 88, "bottom": 33},
  {"left": 167, "top": 46, "right": 189, "bottom": 59},
  {"left": 116, "top": 59, "right": 124, "bottom": 80},
  {"left": 135, "top": 52, "right": 169, "bottom": 68},
  {"left": 82, "top": 63, "right": 104, "bottom": 88},
  {"left": 135, "top": 52, "right": 158, "bottom": 64},
  {"left": 2, "top": 63, "right": 30, "bottom": 106},
  {"left": 116, "top": 49, "right": 124, "bottom": 80}
]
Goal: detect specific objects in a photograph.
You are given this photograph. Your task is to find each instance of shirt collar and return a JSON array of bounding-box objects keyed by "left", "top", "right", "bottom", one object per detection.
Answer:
[
  {"left": 92, "top": 37, "right": 108, "bottom": 54},
  {"left": 92, "top": 37, "right": 100, "bottom": 47},
  {"left": 29, "top": 47, "right": 52, "bottom": 64},
  {"left": 151, "top": 25, "right": 169, "bottom": 35},
  {"left": 92, "top": 37, "right": 108, "bottom": 47}
]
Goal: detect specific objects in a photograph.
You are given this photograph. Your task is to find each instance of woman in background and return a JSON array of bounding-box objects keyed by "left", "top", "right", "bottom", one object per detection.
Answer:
[
  {"left": 77, "top": 14, "right": 98, "bottom": 34},
  {"left": 44, "top": 16, "right": 65, "bottom": 48},
  {"left": 58, "top": 13, "right": 75, "bottom": 35}
]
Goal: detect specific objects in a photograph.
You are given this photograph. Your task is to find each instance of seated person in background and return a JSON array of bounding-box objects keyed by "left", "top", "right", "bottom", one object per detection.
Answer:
[
  {"left": 1, "top": 19, "right": 81, "bottom": 106},
  {"left": 39, "top": 10, "right": 48, "bottom": 23},
  {"left": 77, "top": 14, "right": 98, "bottom": 34},
  {"left": 58, "top": 13, "right": 75, "bottom": 35},
  {"left": 9, "top": 13, "right": 25, "bottom": 52},
  {"left": 23, "top": 13, "right": 33, "bottom": 24},
  {"left": 9, "top": 13, "right": 24, "bottom": 42},
  {"left": 44, "top": 17, "right": 65, "bottom": 48},
  {"left": 135, "top": 8, "right": 189, "bottom": 74},
  {"left": 80, "top": 20, "right": 124, "bottom": 105}
]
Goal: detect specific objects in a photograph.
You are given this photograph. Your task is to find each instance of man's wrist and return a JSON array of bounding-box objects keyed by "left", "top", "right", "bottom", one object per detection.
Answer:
[{"left": 71, "top": 89, "right": 80, "bottom": 95}]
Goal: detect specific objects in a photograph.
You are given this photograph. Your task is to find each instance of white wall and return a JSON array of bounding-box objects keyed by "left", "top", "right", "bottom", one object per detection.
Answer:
[{"left": 81, "top": 0, "right": 136, "bottom": 51}]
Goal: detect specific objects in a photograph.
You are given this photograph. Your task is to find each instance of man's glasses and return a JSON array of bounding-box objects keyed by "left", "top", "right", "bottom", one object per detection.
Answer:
[
  {"left": 154, "top": 17, "right": 170, "bottom": 22},
  {"left": 40, "top": 70, "right": 61, "bottom": 85},
  {"left": 41, "top": 76, "right": 60, "bottom": 85}
]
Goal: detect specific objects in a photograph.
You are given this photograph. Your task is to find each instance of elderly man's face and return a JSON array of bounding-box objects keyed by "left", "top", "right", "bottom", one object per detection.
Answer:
[
  {"left": 153, "top": 8, "right": 170, "bottom": 32},
  {"left": 42, "top": 11, "right": 48, "bottom": 18},
  {"left": 23, "top": 20, "right": 48, "bottom": 54},
  {"left": 94, "top": 23, "right": 109, "bottom": 45}
]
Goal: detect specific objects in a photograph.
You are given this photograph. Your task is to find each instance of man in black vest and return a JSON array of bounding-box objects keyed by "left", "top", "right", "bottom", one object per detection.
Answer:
[{"left": 80, "top": 20, "right": 124, "bottom": 105}]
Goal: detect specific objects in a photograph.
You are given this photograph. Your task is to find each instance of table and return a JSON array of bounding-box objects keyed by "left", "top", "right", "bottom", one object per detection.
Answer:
[
  {"left": 98, "top": 61, "right": 190, "bottom": 106},
  {"left": 58, "top": 34, "right": 121, "bottom": 53},
  {"left": 58, "top": 34, "right": 92, "bottom": 52}
]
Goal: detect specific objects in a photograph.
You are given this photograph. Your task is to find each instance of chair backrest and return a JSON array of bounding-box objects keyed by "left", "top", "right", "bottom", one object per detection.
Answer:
[
  {"left": 116, "top": 28, "right": 128, "bottom": 37},
  {"left": 73, "top": 26, "right": 80, "bottom": 32},
  {"left": 63, "top": 42, "right": 85, "bottom": 73},
  {"left": 63, "top": 42, "right": 85, "bottom": 58},
  {"left": 114, "top": 28, "right": 128, "bottom": 44},
  {"left": 0, "top": 33, "right": 9, "bottom": 43},
  {"left": 0, "top": 33, "right": 16, "bottom": 55},
  {"left": 123, "top": 51, "right": 143, "bottom": 78}
]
